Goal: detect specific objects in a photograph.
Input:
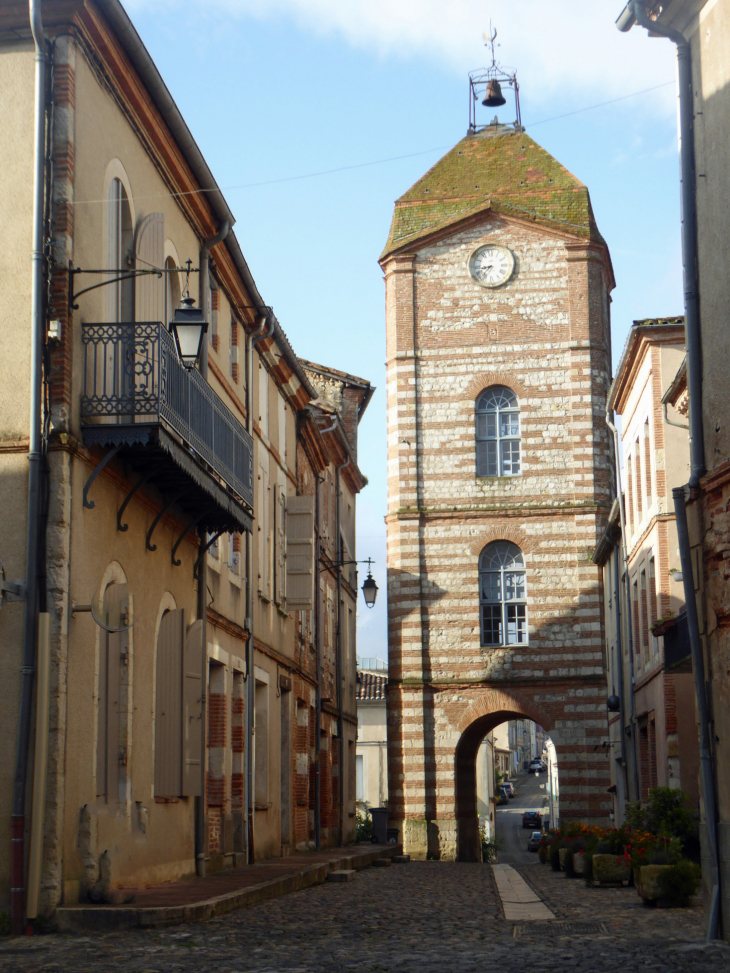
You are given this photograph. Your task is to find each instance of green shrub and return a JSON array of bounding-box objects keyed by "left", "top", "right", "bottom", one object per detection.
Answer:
[
  {"left": 625, "top": 787, "right": 697, "bottom": 840},
  {"left": 356, "top": 809, "right": 373, "bottom": 842},
  {"left": 655, "top": 860, "right": 701, "bottom": 907}
]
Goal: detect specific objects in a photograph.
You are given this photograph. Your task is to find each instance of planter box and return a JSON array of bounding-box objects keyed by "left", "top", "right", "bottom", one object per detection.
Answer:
[
  {"left": 558, "top": 848, "right": 571, "bottom": 871},
  {"left": 572, "top": 853, "right": 586, "bottom": 876},
  {"left": 635, "top": 864, "right": 672, "bottom": 902},
  {"left": 592, "top": 854, "right": 631, "bottom": 885}
]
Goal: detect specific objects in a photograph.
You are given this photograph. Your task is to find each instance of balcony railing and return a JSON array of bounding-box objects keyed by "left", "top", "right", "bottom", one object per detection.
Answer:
[{"left": 81, "top": 321, "right": 253, "bottom": 509}]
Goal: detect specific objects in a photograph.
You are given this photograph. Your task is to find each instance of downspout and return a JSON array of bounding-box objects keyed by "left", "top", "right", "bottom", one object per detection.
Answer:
[
  {"left": 611, "top": 541, "right": 629, "bottom": 811},
  {"left": 606, "top": 409, "right": 640, "bottom": 801},
  {"left": 314, "top": 466, "right": 322, "bottom": 850},
  {"left": 245, "top": 312, "right": 273, "bottom": 863},
  {"left": 193, "top": 221, "right": 229, "bottom": 880},
  {"left": 620, "top": 1, "right": 704, "bottom": 485},
  {"left": 12, "top": 0, "right": 47, "bottom": 934},
  {"left": 674, "top": 487, "right": 720, "bottom": 941},
  {"left": 335, "top": 455, "right": 350, "bottom": 846}
]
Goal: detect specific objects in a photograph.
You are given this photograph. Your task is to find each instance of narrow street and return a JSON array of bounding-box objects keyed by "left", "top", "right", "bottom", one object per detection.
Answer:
[
  {"left": 0, "top": 856, "right": 726, "bottom": 972},
  {"left": 495, "top": 769, "right": 546, "bottom": 866}
]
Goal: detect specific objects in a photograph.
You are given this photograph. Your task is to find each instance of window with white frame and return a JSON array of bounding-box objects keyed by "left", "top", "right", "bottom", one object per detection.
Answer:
[
  {"left": 475, "top": 386, "right": 521, "bottom": 477},
  {"left": 479, "top": 541, "right": 527, "bottom": 646}
]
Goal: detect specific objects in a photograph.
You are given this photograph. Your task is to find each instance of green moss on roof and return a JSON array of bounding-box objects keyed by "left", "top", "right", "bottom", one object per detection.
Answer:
[{"left": 380, "top": 130, "right": 603, "bottom": 260}]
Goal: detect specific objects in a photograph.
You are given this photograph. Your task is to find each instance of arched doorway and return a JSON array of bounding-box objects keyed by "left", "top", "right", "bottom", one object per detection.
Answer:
[{"left": 454, "top": 692, "right": 554, "bottom": 862}]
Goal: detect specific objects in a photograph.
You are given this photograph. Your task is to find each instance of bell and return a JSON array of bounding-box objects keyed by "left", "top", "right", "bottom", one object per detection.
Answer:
[{"left": 482, "top": 79, "right": 506, "bottom": 108}]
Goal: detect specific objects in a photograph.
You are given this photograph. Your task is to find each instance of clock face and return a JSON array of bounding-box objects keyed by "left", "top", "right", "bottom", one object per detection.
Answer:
[{"left": 469, "top": 245, "right": 515, "bottom": 288}]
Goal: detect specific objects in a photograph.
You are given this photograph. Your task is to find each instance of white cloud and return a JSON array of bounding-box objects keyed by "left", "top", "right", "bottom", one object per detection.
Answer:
[{"left": 133, "top": 0, "right": 678, "bottom": 114}]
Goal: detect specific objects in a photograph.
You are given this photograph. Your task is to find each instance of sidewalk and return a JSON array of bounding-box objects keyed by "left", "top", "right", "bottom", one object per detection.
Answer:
[{"left": 54, "top": 843, "right": 400, "bottom": 933}]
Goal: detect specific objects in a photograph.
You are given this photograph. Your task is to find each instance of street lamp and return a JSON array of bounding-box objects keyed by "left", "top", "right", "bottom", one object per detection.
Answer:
[
  {"left": 169, "top": 296, "right": 208, "bottom": 369},
  {"left": 361, "top": 569, "right": 378, "bottom": 609}
]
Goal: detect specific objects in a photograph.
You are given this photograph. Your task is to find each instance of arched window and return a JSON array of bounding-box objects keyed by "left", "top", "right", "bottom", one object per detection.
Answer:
[
  {"left": 106, "top": 177, "right": 133, "bottom": 322},
  {"left": 475, "top": 386, "right": 520, "bottom": 477},
  {"left": 479, "top": 541, "right": 527, "bottom": 646}
]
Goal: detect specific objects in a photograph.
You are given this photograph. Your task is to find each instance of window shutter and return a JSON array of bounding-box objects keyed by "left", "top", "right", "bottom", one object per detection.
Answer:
[
  {"left": 97, "top": 582, "right": 128, "bottom": 803},
  {"left": 286, "top": 495, "right": 314, "bottom": 609},
  {"left": 154, "top": 608, "right": 184, "bottom": 798},
  {"left": 134, "top": 212, "right": 165, "bottom": 323},
  {"left": 274, "top": 485, "right": 287, "bottom": 607},
  {"left": 182, "top": 618, "right": 205, "bottom": 796}
]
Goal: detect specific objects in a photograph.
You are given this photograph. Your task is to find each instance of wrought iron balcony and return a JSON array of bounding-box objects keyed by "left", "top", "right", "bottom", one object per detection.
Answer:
[{"left": 81, "top": 321, "right": 253, "bottom": 533}]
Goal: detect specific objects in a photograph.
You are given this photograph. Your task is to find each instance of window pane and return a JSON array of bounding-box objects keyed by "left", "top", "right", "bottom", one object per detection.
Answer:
[
  {"left": 481, "top": 572, "right": 501, "bottom": 603},
  {"left": 476, "top": 413, "right": 488, "bottom": 439},
  {"left": 486, "top": 413, "right": 497, "bottom": 438},
  {"left": 482, "top": 605, "right": 502, "bottom": 645},
  {"left": 500, "top": 439, "right": 521, "bottom": 476},
  {"left": 500, "top": 412, "right": 519, "bottom": 437},
  {"left": 503, "top": 572, "right": 525, "bottom": 601},
  {"left": 476, "top": 440, "right": 498, "bottom": 477},
  {"left": 506, "top": 605, "right": 527, "bottom": 644}
]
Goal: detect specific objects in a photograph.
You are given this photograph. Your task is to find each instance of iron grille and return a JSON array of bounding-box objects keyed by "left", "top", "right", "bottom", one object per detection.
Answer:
[{"left": 81, "top": 321, "right": 254, "bottom": 508}]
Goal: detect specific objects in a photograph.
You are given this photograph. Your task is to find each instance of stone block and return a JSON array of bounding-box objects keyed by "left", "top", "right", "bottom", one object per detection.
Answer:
[
  {"left": 393, "top": 855, "right": 411, "bottom": 863},
  {"left": 592, "top": 854, "right": 631, "bottom": 885},
  {"left": 372, "top": 857, "right": 391, "bottom": 867},
  {"left": 326, "top": 869, "right": 356, "bottom": 883},
  {"left": 635, "top": 864, "right": 672, "bottom": 902}
]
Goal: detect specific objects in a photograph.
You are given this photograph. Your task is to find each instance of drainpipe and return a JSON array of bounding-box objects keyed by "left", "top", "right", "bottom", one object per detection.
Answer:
[
  {"left": 244, "top": 312, "right": 273, "bottom": 863},
  {"left": 198, "top": 222, "right": 230, "bottom": 381},
  {"left": 192, "top": 222, "right": 229, "bottom": 880},
  {"left": 335, "top": 455, "right": 350, "bottom": 846},
  {"left": 11, "top": 0, "right": 47, "bottom": 935},
  {"left": 674, "top": 487, "right": 720, "bottom": 941},
  {"left": 618, "top": 2, "right": 704, "bottom": 485},
  {"left": 314, "top": 460, "right": 322, "bottom": 850},
  {"left": 611, "top": 543, "right": 628, "bottom": 786},
  {"left": 606, "top": 409, "right": 640, "bottom": 802}
]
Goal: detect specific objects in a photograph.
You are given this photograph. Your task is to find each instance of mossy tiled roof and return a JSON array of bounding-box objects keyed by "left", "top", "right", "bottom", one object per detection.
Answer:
[{"left": 381, "top": 130, "right": 603, "bottom": 260}]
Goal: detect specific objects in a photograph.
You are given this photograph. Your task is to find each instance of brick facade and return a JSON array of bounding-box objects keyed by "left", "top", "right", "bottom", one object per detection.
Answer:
[{"left": 382, "top": 130, "right": 614, "bottom": 860}]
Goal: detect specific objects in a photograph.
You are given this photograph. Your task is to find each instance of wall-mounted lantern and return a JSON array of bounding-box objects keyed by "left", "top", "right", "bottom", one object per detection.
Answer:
[{"left": 169, "top": 296, "right": 208, "bottom": 369}]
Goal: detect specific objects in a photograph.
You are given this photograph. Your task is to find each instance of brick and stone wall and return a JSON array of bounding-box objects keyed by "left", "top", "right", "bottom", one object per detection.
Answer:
[{"left": 383, "top": 161, "right": 614, "bottom": 860}]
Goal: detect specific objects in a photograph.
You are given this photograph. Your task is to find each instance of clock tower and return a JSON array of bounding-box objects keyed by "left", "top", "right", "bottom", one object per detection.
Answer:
[{"left": 381, "top": 76, "right": 615, "bottom": 860}]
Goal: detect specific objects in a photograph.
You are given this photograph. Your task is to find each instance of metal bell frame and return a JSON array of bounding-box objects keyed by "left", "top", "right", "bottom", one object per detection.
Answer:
[{"left": 468, "top": 64, "right": 522, "bottom": 135}]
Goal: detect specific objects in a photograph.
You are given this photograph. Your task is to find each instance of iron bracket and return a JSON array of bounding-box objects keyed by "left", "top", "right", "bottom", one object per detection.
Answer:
[
  {"left": 117, "top": 465, "right": 164, "bottom": 532},
  {"left": 83, "top": 444, "right": 123, "bottom": 509},
  {"left": 193, "top": 528, "right": 227, "bottom": 580},
  {"left": 0, "top": 562, "right": 26, "bottom": 608},
  {"left": 146, "top": 488, "right": 190, "bottom": 552},
  {"left": 68, "top": 262, "right": 198, "bottom": 313},
  {"left": 171, "top": 507, "right": 215, "bottom": 567}
]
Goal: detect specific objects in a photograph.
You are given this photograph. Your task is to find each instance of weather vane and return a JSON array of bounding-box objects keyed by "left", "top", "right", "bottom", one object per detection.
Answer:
[{"left": 484, "top": 22, "right": 499, "bottom": 68}]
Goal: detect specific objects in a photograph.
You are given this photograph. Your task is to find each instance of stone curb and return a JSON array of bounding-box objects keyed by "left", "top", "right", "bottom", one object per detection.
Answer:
[{"left": 53, "top": 845, "right": 401, "bottom": 933}]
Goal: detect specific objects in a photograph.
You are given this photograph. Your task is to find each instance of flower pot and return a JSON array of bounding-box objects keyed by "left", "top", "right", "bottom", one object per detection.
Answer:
[
  {"left": 591, "top": 854, "right": 631, "bottom": 886},
  {"left": 572, "top": 853, "right": 586, "bottom": 876},
  {"left": 635, "top": 864, "right": 672, "bottom": 903},
  {"left": 558, "top": 848, "right": 571, "bottom": 871}
]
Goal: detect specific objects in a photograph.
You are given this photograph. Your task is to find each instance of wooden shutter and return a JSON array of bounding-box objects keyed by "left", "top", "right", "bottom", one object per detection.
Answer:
[
  {"left": 182, "top": 619, "right": 205, "bottom": 797},
  {"left": 154, "top": 609, "right": 184, "bottom": 798},
  {"left": 286, "top": 495, "right": 314, "bottom": 609},
  {"left": 274, "top": 484, "right": 287, "bottom": 607},
  {"left": 97, "top": 583, "right": 128, "bottom": 803},
  {"left": 134, "top": 212, "right": 164, "bottom": 322}
]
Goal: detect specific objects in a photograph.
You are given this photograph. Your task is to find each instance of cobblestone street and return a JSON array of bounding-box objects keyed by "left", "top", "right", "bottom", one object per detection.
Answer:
[{"left": 1, "top": 860, "right": 728, "bottom": 972}]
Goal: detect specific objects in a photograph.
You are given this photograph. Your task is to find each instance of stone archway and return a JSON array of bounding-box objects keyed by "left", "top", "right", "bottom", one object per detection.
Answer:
[{"left": 455, "top": 690, "right": 554, "bottom": 861}]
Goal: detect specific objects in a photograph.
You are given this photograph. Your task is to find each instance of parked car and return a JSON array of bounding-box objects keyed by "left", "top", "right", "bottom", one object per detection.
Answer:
[
  {"left": 522, "top": 810, "right": 542, "bottom": 830},
  {"left": 502, "top": 782, "right": 516, "bottom": 799},
  {"left": 497, "top": 788, "right": 510, "bottom": 806},
  {"left": 527, "top": 831, "right": 543, "bottom": 852},
  {"left": 529, "top": 759, "right": 545, "bottom": 774}
]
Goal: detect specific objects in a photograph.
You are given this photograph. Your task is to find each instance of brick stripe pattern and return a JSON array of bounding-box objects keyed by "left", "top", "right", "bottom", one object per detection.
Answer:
[{"left": 382, "top": 140, "right": 614, "bottom": 860}]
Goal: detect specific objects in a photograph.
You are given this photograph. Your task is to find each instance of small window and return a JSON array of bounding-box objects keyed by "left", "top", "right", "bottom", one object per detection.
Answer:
[
  {"left": 479, "top": 541, "right": 527, "bottom": 646},
  {"left": 475, "top": 386, "right": 521, "bottom": 477}
]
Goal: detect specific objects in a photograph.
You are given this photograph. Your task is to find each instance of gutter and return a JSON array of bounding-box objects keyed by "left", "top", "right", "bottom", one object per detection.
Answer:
[
  {"left": 617, "top": 2, "right": 704, "bottom": 486},
  {"left": 334, "top": 456, "right": 350, "bottom": 846},
  {"left": 12, "top": 0, "right": 48, "bottom": 935}
]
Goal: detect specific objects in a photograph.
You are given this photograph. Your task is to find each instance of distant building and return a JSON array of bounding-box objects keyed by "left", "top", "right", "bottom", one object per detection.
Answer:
[
  {"left": 355, "top": 660, "right": 388, "bottom": 809},
  {"left": 594, "top": 318, "right": 699, "bottom": 820}
]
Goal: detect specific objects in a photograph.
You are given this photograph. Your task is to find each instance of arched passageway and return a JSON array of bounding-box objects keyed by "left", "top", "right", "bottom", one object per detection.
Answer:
[{"left": 455, "top": 701, "right": 553, "bottom": 861}]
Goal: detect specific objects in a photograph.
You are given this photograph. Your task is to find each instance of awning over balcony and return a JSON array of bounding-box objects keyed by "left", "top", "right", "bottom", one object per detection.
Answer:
[{"left": 81, "top": 322, "right": 253, "bottom": 535}]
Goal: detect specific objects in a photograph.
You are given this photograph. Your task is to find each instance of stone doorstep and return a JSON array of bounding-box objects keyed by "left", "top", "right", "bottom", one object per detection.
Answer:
[{"left": 53, "top": 845, "right": 401, "bottom": 933}]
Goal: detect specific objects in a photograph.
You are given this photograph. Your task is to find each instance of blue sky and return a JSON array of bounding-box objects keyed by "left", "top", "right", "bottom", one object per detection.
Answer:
[{"left": 126, "top": 0, "right": 682, "bottom": 659}]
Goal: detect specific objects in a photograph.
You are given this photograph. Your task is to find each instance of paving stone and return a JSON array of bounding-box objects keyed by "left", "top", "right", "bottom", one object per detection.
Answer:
[
  {"left": 0, "top": 861, "right": 727, "bottom": 972},
  {"left": 393, "top": 855, "right": 411, "bottom": 863},
  {"left": 326, "top": 869, "right": 356, "bottom": 882}
]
